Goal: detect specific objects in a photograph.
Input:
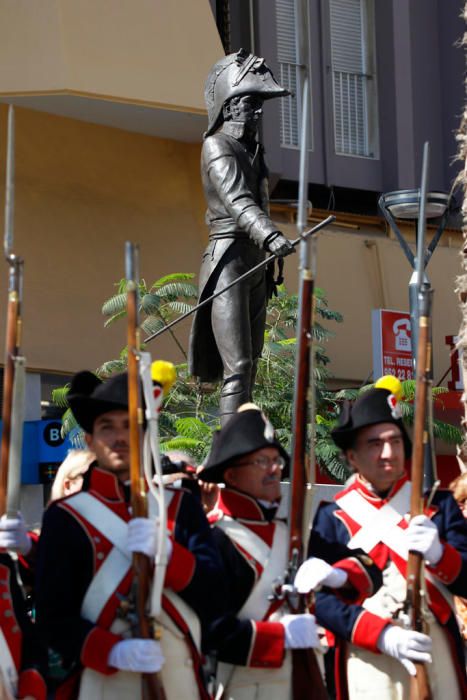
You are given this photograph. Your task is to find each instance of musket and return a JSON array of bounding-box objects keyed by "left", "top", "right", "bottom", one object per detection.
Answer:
[
  {"left": 285, "top": 2, "right": 328, "bottom": 698},
  {"left": 0, "top": 105, "right": 26, "bottom": 520},
  {"left": 143, "top": 216, "right": 335, "bottom": 345},
  {"left": 405, "top": 143, "right": 433, "bottom": 700},
  {"left": 126, "top": 242, "right": 167, "bottom": 700}
]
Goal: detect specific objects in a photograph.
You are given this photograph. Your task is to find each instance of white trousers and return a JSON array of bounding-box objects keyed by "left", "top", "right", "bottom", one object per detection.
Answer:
[
  {"left": 347, "top": 620, "right": 460, "bottom": 700},
  {"left": 346, "top": 561, "right": 461, "bottom": 700},
  {"left": 216, "top": 652, "right": 292, "bottom": 700}
]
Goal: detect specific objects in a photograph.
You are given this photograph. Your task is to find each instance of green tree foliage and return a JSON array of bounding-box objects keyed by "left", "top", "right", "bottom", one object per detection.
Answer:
[{"left": 53, "top": 275, "right": 462, "bottom": 483}]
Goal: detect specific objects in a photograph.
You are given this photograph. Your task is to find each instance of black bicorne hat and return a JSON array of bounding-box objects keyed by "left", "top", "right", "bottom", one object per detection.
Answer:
[
  {"left": 67, "top": 371, "right": 129, "bottom": 434},
  {"left": 331, "top": 387, "right": 412, "bottom": 458},
  {"left": 200, "top": 408, "right": 290, "bottom": 483}
]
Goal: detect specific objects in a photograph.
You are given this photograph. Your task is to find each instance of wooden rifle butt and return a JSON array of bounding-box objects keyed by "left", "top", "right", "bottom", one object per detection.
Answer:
[
  {"left": 0, "top": 291, "right": 20, "bottom": 515},
  {"left": 409, "top": 662, "right": 433, "bottom": 700},
  {"left": 292, "top": 648, "right": 328, "bottom": 700},
  {"left": 134, "top": 555, "right": 167, "bottom": 700},
  {"left": 142, "top": 671, "right": 168, "bottom": 700}
]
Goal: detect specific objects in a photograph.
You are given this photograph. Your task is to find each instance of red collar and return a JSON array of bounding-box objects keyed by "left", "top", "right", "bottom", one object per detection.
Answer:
[
  {"left": 216, "top": 488, "right": 271, "bottom": 522},
  {"left": 337, "top": 472, "right": 410, "bottom": 506},
  {"left": 88, "top": 465, "right": 127, "bottom": 502}
]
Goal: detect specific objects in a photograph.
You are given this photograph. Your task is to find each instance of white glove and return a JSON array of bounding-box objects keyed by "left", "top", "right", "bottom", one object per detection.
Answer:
[
  {"left": 406, "top": 515, "right": 443, "bottom": 565},
  {"left": 294, "top": 557, "right": 348, "bottom": 593},
  {"left": 127, "top": 517, "right": 173, "bottom": 561},
  {"left": 108, "top": 639, "right": 165, "bottom": 673},
  {"left": 377, "top": 625, "right": 432, "bottom": 676},
  {"left": 282, "top": 613, "right": 321, "bottom": 650},
  {"left": 0, "top": 514, "right": 32, "bottom": 556}
]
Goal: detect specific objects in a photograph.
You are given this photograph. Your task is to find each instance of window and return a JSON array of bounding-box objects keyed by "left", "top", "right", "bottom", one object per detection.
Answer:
[
  {"left": 276, "top": 0, "right": 302, "bottom": 149},
  {"left": 329, "top": 0, "right": 379, "bottom": 158}
]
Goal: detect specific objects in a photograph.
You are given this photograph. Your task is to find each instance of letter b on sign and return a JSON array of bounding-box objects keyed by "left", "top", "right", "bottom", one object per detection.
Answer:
[{"left": 43, "top": 421, "right": 64, "bottom": 448}]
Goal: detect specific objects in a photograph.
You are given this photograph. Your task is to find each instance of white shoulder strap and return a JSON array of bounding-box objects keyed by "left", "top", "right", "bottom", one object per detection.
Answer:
[
  {"left": 238, "top": 521, "right": 288, "bottom": 621},
  {"left": 66, "top": 492, "right": 130, "bottom": 555},
  {"left": 338, "top": 482, "right": 411, "bottom": 559},
  {"left": 215, "top": 517, "right": 272, "bottom": 568},
  {"left": 65, "top": 493, "right": 132, "bottom": 623}
]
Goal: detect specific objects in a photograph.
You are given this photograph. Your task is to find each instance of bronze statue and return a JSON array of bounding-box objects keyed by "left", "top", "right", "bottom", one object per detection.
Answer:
[{"left": 188, "top": 49, "right": 294, "bottom": 424}]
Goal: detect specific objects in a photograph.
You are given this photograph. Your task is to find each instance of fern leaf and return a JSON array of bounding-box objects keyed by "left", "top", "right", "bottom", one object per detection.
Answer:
[
  {"left": 52, "top": 385, "right": 70, "bottom": 408},
  {"left": 141, "top": 317, "right": 165, "bottom": 336},
  {"left": 102, "top": 293, "right": 127, "bottom": 317},
  {"left": 103, "top": 310, "right": 127, "bottom": 327},
  {"left": 153, "top": 273, "right": 195, "bottom": 288}
]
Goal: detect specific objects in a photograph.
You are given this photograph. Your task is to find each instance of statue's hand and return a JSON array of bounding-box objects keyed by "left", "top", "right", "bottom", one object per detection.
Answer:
[{"left": 265, "top": 233, "right": 295, "bottom": 257}]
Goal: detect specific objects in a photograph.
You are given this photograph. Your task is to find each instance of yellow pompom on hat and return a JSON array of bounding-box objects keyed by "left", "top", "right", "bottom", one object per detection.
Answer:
[
  {"left": 151, "top": 360, "right": 177, "bottom": 395},
  {"left": 374, "top": 375, "right": 404, "bottom": 401},
  {"left": 331, "top": 375, "right": 411, "bottom": 457}
]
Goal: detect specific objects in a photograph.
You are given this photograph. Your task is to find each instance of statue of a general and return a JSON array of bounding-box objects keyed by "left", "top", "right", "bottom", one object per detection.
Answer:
[{"left": 188, "top": 49, "right": 294, "bottom": 424}]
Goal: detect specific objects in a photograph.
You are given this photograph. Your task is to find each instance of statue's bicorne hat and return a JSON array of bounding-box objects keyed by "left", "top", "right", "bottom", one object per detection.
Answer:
[
  {"left": 204, "top": 49, "right": 290, "bottom": 137},
  {"left": 331, "top": 377, "right": 412, "bottom": 458},
  {"left": 200, "top": 407, "right": 290, "bottom": 483},
  {"left": 67, "top": 371, "right": 128, "bottom": 434}
]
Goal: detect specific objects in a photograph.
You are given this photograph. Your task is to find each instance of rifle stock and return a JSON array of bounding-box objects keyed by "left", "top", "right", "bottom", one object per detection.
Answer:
[
  {"left": 126, "top": 242, "right": 167, "bottom": 700},
  {"left": 406, "top": 285, "right": 433, "bottom": 700},
  {"left": 288, "top": 245, "right": 328, "bottom": 700},
  {"left": 1, "top": 105, "right": 25, "bottom": 519}
]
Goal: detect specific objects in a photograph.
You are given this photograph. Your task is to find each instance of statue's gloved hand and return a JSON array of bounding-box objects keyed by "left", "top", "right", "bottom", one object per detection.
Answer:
[
  {"left": 108, "top": 639, "right": 165, "bottom": 673},
  {"left": 127, "top": 517, "right": 173, "bottom": 561},
  {"left": 0, "top": 513, "right": 32, "bottom": 556},
  {"left": 406, "top": 514, "right": 443, "bottom": 565},
  {"left": 264, "top": 232, "right": 295, "bottom": 257},
  {"left": 377, "top": 625, "right": 432, "bottom": 676},
  {"left": 294, "top": 557, "right": 348, "bottom": 593},
  {"left": 282, "top": 613, "right": 321, "bottom": 649}
]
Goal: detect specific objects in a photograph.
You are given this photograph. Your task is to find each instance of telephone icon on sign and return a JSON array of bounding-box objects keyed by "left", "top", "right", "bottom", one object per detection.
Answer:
[{"left": 393, "top": 319, "right": 412, "bottom": 352}]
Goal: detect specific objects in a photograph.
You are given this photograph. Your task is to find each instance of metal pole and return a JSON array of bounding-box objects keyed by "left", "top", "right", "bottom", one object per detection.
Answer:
[{"left": 4, "top": 105, "right": 15, "bottom": 261}]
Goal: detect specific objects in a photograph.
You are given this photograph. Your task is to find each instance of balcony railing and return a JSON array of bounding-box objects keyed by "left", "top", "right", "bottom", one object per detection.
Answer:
[
  {"left": 278, "top": 61, "right": 299, "bottom": 148},
  {"left": 332, "top": 69, "right": 373, "bottom": 157}
]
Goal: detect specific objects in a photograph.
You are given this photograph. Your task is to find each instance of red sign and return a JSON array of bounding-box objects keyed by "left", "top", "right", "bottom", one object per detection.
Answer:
[{"left": 372, "top": 309, "right": 414, "bottom": 381}]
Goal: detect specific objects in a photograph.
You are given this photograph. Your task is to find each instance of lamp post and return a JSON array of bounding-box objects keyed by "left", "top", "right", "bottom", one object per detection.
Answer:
[
  {"left": 378, "top": 143, "right": 450, "bottom": 492},
  {"left": 378, "top": 185, "right": 450, "bottom": 359}
]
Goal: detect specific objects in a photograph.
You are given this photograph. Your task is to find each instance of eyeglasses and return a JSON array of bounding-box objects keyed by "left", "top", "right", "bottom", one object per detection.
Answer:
[{"left": 234, "top": 455, "right": 286, "bottom": 471}]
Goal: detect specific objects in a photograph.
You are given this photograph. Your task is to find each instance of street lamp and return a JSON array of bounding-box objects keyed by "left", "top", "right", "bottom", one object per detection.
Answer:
[
  {"left": 378, "top": 187, "right": 450, "bottom": 362},
  {"left": 378, "top": 147, "right": 451, "bottom": 494}
]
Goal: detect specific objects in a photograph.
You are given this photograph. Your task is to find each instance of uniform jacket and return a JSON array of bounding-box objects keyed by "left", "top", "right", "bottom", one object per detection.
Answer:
[
  {"left": 35, "top": 465, "right": 226, "bottom": 699},
  {"left": 207, "top": 488, "right": 382, "bottom": 669},
  {"left": 311, "top": 473, "right": 467, "bottom": 699},
  {"left": 188, "top": 122, "right": 279, "bottom": 382},
  {"left": 0, "top": 554, "right": 46, "bottom": 700}
]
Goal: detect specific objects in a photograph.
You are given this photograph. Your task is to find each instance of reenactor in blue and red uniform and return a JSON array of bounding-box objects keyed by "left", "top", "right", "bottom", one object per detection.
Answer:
[
  {"left": 311, "top": 379, "right": 467, "bottom": 699},
  {"left": 35, "top": 371, "right": 226, "bottom": 699},
  {"left": 199, "top": 406, "right": 383, "bottom": 700}
]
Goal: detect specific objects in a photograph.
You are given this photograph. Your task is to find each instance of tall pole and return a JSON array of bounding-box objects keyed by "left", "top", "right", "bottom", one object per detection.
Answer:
[{"left": 287, "top": 3, "right": 329, "bottom": 698}]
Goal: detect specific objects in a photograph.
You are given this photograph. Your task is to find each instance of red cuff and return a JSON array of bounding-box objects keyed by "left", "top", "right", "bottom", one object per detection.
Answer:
[
  {"left": 165, "top": 541, "right": 195, "bottom": 591},
  {"left": 249, "top": 621, "right": 285, "bottom": 668},
  {"left": 427, "top": 542, "right": 462, "bottom": 584},
  {"left": 351, "top": 610, "right": 390, "bottom": 652},
  {"left": 333, "top": 557, "right": 374, "bottom": 604},
  {"left": 18, "top": 668, "right": 47, "bottom": 700},
  {"left": 80, "top": 626, "right": 122, "bottom": 675}
]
